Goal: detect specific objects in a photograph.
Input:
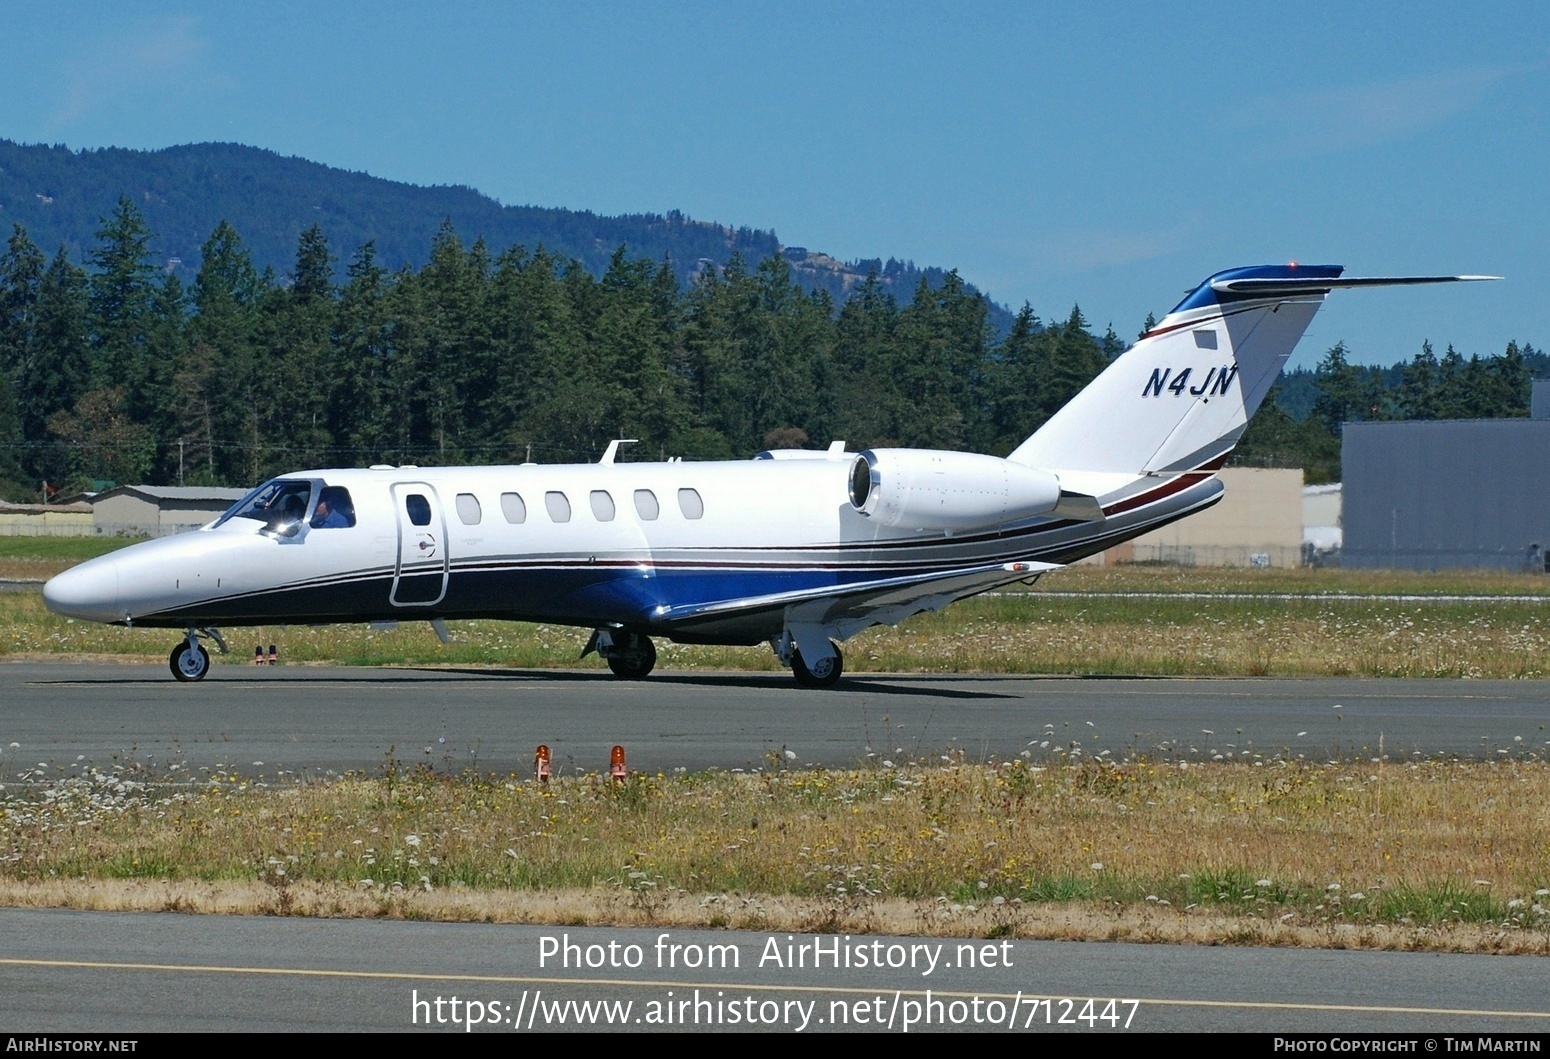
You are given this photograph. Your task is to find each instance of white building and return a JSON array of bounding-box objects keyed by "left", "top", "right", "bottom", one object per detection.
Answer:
[{"left": 1097, "top": 467, "right": 1305, "bottom": 567}]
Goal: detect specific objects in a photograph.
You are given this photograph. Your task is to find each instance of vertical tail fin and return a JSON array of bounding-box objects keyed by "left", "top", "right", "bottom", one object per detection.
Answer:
[{"left": 1007, "top": 265, "right": 1497, "bottom": 480}]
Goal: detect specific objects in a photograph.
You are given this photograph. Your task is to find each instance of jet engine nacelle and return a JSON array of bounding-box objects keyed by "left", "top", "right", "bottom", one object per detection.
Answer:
[{"left": 848, "top": 448, "right": 1064, "bottom": 530}]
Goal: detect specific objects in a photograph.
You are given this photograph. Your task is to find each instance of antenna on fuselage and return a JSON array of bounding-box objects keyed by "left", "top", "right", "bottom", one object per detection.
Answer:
[{"left": 600, "top": 439, "right": 639, "bottom": 465}]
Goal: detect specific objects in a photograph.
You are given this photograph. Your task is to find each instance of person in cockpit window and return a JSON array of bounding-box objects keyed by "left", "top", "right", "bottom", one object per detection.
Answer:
[{"left": 311, "top": 487, "right": 354, "bottom": 529}]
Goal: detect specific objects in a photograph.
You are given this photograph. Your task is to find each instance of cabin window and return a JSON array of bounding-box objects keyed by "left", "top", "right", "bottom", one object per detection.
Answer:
[
  {"left": 405, "top": 494, "right": 432, "bottom": 527},
  {"left": 500, "top": 492, "right": 527, "bottom": 524},
  {"left": 310, "top": 485, "right": 355, "bottom": 528},
  {"left": 633, "top": 489, "right": 659, "bottom": 520},
  {"left": 589, "top": 490, "right": 615, "bottom": 521},
  {"left": 677, "top": 487, "right": 704, "bottom": 520},
  {"left": 544, "top": 491, "right": 571, "bottom": 523},
  {"left": 455, "top": 493, "right": 482, "bottom": 525}
]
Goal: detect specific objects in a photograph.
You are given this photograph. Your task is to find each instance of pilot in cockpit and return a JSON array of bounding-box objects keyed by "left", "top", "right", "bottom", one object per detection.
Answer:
[{"left": 310, "top": 486, "right": 355, "bottom": 529}]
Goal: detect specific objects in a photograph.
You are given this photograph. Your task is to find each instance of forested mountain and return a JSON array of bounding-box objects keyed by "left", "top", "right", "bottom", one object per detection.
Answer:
[
  {"left": 0, "top": 139, "right": 1011, "bottom": 330},
  {"left": 0, "top": 201, "right": 1111, "bottom": 500}
]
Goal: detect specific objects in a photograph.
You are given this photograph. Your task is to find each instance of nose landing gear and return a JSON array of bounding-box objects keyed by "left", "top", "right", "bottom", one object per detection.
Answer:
[{"left": 169, "top": 628, "right": 228, "bottom": 682}]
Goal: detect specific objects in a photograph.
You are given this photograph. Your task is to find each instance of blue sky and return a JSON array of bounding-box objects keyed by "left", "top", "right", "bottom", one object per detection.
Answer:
[{"left": 1, "top": 2, "right": 1543, "bottom": 369}]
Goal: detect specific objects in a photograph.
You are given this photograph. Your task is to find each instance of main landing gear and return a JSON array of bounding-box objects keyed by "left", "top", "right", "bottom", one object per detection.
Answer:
[
  {"left": 169, "top": 628, "right": 227, "bottom": 682},
  {"left": 583, "top": 625, "right": 844, "bottom": 687},
  {"left": 792, "top": 643, "right": 844, "bottom": 688},
  {"left": 773, "top": 627, "right": 845, "bottom": 688},
  {"left": 583, "top": 628, "right": 657, "bottom": 680}
]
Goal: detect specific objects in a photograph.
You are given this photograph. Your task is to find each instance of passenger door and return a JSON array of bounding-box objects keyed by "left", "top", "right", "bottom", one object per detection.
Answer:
[{"left": 390, "top": 482, "right": 449, "bottom": 606}]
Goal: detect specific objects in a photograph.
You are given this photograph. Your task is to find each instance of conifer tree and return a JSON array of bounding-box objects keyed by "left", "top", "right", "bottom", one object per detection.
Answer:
[
  {"left": 331, "top": 241, "right": 392, "bottom": 461},
  {"left": 0, "top": 225, "right": 45, "bottom": 386},
  {"left": 1398, "top": 340, "right": 1440, "bottom": 420},
  {"left": 262, "top": 224, "right": 336, "bottom": 468},
  {"left": 22, "top": 248, "right": 90, "bottom": 486},
  {"left": 86, "top": 198, "right": 158, "bottom": 397},
  {"left": 186, "top": 221, "right": 262, "bottom": 482},
  {"left": 989, "top": 302, "right": 1042, "bottom": 453},
  {"left": 829, "top": 271, "right": 903, "bottom": 448}
]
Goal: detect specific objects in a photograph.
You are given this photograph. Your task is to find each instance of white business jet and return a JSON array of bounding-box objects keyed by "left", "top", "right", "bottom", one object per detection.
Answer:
[{"left": 43, "top": 264, "right": 1495, "bottom": 685}]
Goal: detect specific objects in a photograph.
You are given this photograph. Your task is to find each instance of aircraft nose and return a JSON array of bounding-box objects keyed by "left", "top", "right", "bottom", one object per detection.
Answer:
[{"left": 42, "top": 560, "right": 121, "bottom": 623}]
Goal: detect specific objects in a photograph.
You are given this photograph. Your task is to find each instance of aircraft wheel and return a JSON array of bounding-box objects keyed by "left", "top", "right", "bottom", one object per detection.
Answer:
[
  {"left": 606, "top": 634, "right": 656, "bottom": 679},
  {"left": 169, "top": 641, "right": 211, "bottom": 682},
  {"left": 792, "top": 643, "right": 843, "bottom": 688}
]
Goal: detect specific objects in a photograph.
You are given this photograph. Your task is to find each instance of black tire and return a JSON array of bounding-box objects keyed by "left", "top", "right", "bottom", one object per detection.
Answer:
[
  {"left": 605, "top": 634, "right": 656, "bottom": 679},
  {"left": 792, "top": 643, "right": 843, "bottom": 688},
  {"left": 169, "top": 641, "right": 210, "bottom": 682}
]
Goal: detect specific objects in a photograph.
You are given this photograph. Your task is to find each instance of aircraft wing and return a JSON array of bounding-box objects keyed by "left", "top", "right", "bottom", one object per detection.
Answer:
[{"left": 654, "top": 560, "right": 1060, "bottom": 645}]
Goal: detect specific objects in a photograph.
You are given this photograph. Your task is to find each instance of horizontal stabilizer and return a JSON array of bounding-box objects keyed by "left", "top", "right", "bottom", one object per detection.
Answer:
[{"left": 1212, "top": 274, "right": 1501, "bottom": 297}]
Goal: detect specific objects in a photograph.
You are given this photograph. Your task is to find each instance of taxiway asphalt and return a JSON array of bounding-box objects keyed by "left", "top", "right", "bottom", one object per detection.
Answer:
[{"left": 1, "top": 660, "right": 1545, "bottom": 778}]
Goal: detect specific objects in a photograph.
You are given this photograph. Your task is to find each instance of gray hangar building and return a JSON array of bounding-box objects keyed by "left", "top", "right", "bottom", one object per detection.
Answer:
[{"left": 1342, "top": 418, "right": 1550, "bottom": 571}]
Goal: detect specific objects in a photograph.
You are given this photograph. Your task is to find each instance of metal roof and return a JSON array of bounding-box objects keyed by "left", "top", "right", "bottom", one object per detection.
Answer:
[{"left": 89, "top": 485, "right": 249, "bottom": 504}]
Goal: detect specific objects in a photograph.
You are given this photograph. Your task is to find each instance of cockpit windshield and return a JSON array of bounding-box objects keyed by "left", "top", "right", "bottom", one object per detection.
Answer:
[{"left": 215, "top": 479, "right": 315, "bottom": 536}]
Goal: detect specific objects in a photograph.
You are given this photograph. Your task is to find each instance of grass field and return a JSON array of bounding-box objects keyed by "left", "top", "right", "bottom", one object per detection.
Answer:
[
  {"left": 1, "top": 752, "right": 1545, "bottom": 952},
  {"left": 0, "top": 535, "right": 139, "bottom": 581}
]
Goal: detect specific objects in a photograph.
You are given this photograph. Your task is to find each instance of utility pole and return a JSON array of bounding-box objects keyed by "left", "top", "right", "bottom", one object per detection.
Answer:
[{"left": 178, "top": 438, "right": 185, "bottom": 486}]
